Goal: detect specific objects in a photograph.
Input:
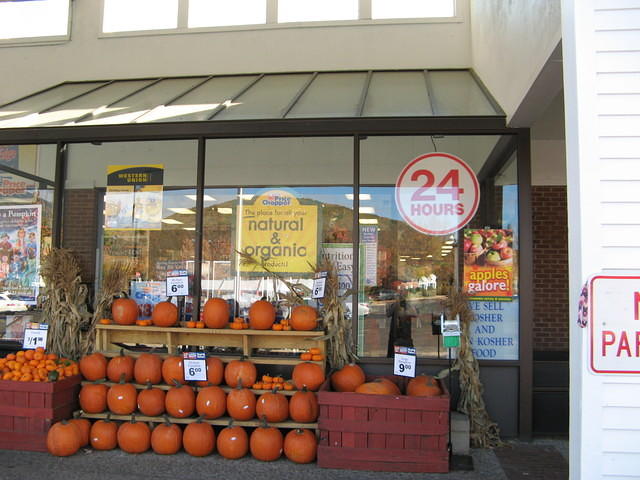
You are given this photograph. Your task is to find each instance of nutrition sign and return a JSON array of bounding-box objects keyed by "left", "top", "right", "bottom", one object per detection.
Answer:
[
  {"left": 589, "top": 274, "right": 640, "bottom": 374},
  {"left": 395, "top": 152, "right": 480, "bottom": 236},
  {"left": 240, "top": 189, "right": 318, "bottom": 275}
]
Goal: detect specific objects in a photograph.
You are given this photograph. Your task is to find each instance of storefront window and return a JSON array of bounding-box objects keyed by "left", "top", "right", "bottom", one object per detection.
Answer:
[
  {"left": 0, "top": 145, "right": 54, "bottom": 343},
  {"left": 203, "top": 137, "right": 354, "bottom": 319},
  {"left": 68, "top": 140, "right": 198, "bottom": 321},
  {"left": 358, "top": 135, "right": 505, "bottom": 359}
]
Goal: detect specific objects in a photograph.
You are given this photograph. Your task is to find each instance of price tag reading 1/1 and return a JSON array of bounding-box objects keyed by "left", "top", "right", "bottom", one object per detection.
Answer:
[
  {"left": 312, "top": 271, "right": 328, "bottom": 299},
  {"left": 166, "top": 269, "right": 189, "bottom": 297},
  {"left": 393, "top": 346, "right": 416, "bottom": 377},
  {"left": 183, "top": 352, "right": 207, "bottom": 381},
  {"left": 23, "top": 323, "right": 48, "bottom": 350}
]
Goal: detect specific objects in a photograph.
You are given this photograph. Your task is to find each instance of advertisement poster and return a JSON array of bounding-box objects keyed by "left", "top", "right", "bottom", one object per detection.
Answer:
[
  {"left": 468, "top": 300, "right": 519, "bottom": 360},
  {"left": 462, "top": 228, "right": 515, "bottom": 301},
  {"left": 0, "top": 173, "right": 38, "bottom": 203},
  {"left": 239, "top": 188, "right": 318, "bottom": 275},
  {"left": 0, "top": 145, "right": 19, "bottom": 169},
  {"left": 130, "top": 281, "right": 165, "bottom": 320},
  {"left": 360, "top": 225, "right": 378, "bottom": 287},
  {"left": 0, "top": 204, "right": 41, "bottom": 304},
  {"left": 105, "top": 164, "right": 164, "bottom": 230}
]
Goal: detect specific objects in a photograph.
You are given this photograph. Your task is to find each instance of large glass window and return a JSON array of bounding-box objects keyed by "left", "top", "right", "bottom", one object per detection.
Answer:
[
  {"left": 358, "top": 135, "right": 505, "bottom": 359},
  {"left": 203, "top": 137, "right": 354, "bottom": 320},
  {"left": 277, "top": 0, "right": 358, "bottom": 23},
  {"left": 371, "top": 0, "right": 455, "bottom": 19},
  {"left": 0, "top": 0, "right": 70, "bottom": 41},
  {"left": 188, "top": 0, "right": 266, "bottom": 28},
  {"left": 103, "top": 0, "right": 179, "bottom": 33}
]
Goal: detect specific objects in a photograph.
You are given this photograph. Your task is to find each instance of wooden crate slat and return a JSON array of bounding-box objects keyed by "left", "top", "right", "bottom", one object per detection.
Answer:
[{"left": 319, "top": 418, "right": 448, "bottom": 435}]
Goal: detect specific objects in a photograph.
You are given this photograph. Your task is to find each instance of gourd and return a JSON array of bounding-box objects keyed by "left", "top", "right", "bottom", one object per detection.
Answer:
[{"left": 248, "top": 300, "right": 276, "bottom": 330}]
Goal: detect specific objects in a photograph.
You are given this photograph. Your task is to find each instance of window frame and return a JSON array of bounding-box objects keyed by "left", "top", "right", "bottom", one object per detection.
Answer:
[{"left": 0, "top": 0, "right": 72, "bottom": 47}]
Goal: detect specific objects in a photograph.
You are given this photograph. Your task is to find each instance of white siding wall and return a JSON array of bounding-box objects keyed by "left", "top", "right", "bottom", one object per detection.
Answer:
[{"left": 564, "top": 0, "right": 640, "bottom": 478}]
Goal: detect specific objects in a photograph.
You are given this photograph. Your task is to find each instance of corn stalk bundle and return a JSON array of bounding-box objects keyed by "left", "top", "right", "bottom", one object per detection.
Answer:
[
  {"left": 439, "top": 289, "right": 501, "bottom": 448},
  {"left": 313, "top": 258, "right": 357, "bottom": 370},
  {"left": 82, "top": 258, "right": 136, "bottom": 354},
  {"left": 39, "top": 248, "right": 91, "bottom": 360}
]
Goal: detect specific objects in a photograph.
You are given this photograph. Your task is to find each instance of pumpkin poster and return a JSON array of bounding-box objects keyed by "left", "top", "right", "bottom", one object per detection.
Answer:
[{"left": 0, "top": 204, "right": 41, "bottom": 305}]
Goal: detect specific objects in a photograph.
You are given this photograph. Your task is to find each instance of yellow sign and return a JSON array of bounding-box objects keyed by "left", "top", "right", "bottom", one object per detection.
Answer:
[{"left": 240, "top": 189, "right": 317, "bottom": 274}]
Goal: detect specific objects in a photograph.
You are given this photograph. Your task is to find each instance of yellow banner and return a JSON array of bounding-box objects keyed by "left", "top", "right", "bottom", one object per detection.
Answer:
[{"left": 240, "top": 189, "right": 317, "bottom": 274}]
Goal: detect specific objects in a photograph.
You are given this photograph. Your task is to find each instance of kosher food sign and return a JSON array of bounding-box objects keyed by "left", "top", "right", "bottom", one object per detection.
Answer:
[
  {"left": 395, "top": 152, "right": 480, "bottom": 236},
  {"left": 239, "top": 189, "right": 318, "bottom": 274}
]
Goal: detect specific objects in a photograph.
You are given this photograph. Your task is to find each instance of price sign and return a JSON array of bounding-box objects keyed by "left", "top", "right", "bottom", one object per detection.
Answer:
[
  {"left": 183, "top": 352, "right": 207, "bottom": 381},
  {"left": 395, "top": 152, "right": 480, "bottom": 235},
  {"left": 166, "top": 269, "right": 189, "bottom": 297},
  {"left": 393, "top": 346, "right": 416, "bottom": 377},
  {"left": 312, "top": 272, "right": 327, "bottom": 299},
  {"left": 22, "top": 323, "right": 48, "bottom": 350}
]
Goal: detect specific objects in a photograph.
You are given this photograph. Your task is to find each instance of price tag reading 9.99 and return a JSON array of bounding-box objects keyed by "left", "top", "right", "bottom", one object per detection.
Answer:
[{"left": 393, "top": 346, "right": 417, "bottom": 378}]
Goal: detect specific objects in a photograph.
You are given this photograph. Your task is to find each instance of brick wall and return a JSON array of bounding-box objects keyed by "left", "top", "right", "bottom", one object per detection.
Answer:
[
  {"left": 532, "top": 185, "right": 569, "bottom": 351},
  {"left": 62, "top": 189, "right": 98, "bottom": 284}
]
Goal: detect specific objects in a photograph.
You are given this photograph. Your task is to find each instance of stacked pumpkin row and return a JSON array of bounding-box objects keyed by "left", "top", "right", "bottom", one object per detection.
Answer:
[
  {"left": 107, "top": 297, "right": 320, "bottom": 331},
  {"left": 330, "top": 363, "right": 443, "bottom": 396},
  {"left": 78, "top": 351, "right": 325, "bottom": 422},
  {"left": 47, "top": 414, "right": 317, "bottom": 463}
]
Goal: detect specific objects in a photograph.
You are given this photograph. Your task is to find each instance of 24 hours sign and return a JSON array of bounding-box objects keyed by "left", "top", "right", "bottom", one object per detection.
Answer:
[{"left": 395, "top": 153, "right": 480, "bottom": 236}]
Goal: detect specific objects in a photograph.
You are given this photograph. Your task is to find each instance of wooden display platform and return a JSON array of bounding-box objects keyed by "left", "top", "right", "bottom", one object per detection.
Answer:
[
  {"left": 81, "top": 380, "right": 300, "bottom": 396},
  {"left": 95, "top": 324, "right": 325, "bottom": 368}
]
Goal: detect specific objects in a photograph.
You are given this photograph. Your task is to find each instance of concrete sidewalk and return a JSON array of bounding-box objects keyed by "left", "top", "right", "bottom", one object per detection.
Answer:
[{"left": 0, "top": 439, "right": 568, "bottom": 480}]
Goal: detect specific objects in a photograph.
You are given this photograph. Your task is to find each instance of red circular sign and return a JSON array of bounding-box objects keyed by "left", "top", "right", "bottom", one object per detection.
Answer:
[{"left": 395, "top": 152, "right": 480, "bottom": 235}]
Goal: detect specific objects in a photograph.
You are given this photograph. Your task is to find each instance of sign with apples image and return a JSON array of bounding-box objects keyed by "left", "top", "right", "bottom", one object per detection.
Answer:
[{"left": 462, "top": 228, "right": 515, "bottom": 300}]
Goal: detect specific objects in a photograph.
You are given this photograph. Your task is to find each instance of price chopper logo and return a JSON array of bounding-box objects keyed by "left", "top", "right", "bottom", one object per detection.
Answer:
[{"left": 262, "top": 194, "right": 291, "bottom": 206}]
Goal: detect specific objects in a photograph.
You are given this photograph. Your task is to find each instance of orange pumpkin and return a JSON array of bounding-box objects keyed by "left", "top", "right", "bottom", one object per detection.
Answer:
[
  {"left": 355, "top": 378, "right": 400, "bottom": 395},
  {"left": 288, "top": 387, "right": 318, "bottom": 423},
  {"left": 196, "top": 385, "right": 227, "bottom": 419},
  {"left": 284, "top": 428, "right": 317, "bottom": 464},
  {"left": 250, "top": 419, "right": 283, "bottom": 461},
  {"left": 226, "top": 381, "right": 256, "bottom": 421},
  {"left": 183, "top": 418, "right": 215, "bottom": 457},
  {"left": 152, "top": 301, "right": 178, "bottom": 327},
  {"left": 79, "top": 382, "right": 108, "bottom": 413},
  {"left": 290, "top": 305, "right": 318, "bottom": 331},
  {"left": 134, "top": 352, "right": 163, "bottom": 385},
  {"left": 151, "top": 416, "right": 183, "bottom": 455},
  {"left": 107, "top": 376, "right": 137, "bottom": 415},
  {"left": 69, "top": 415, "right": 91, "bottom": 447},
  {"left": 224, "top": 357, "right": 257, "bottom": 388},
  {"left": 195, "top": 356, "right": 224, "bottom": 387},
  {"left": 117, "top": 415, "right": 151, "bottom": 454},
  {"left": 112, "top": 298, "right": 138, "bottom": 325},
  {"left": 407, "top": 374, "right": 442, "bottom": 397},
  {"left": 202, "top": 298, "right": 229, "bottom": 329},
  {"left": 161, "top": 355, "right": 186, "bottom": 385},
  {"left": 165, "top": 382, "right": 195, "bottom": 418},
  {"left": 292, "top": 362, "right": 325, "bottom": 391},
  {"left": 90, "top": 416, "right": 118, "bottom": 450},
  {"left": 79, "top": 352, "right": 107, "bottom": 381},
  {"left": 106, "top": 350, "right": 135, "bottom": 383},
  {"left": 330, "top": 363, "right": 365, "bottom": 392},
  {"left": 46, "top": 420, "right": 81, "bottom": 457},
  {"left": 137, "top": 382, "right": 166, "bottom": 417},
  {"left": 255, "top": 389, "right": 289, "bottom": 423},
  {"left": 217, "top": 421, "right": 248, "bottom": 460},
  {"left": 248, "top": 300, "right": 276, "bottom": 330}
]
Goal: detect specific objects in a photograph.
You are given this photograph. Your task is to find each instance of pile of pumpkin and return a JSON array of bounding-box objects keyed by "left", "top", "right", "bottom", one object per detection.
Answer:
[
  {"left": 330, "top": 363, "right": 443, "bottom": 396},
  {"left": 104, "top": 297, "right": 320, "bottom": 332},
  {"left": 0, "top": 347, "right": 79, "bottom": 382},
  {"left": 51, "top": 351, "right": 326, "bottom": 461}
]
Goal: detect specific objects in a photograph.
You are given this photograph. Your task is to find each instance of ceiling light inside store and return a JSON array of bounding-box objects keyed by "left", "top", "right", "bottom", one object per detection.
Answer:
[
  {"left": 168, "top": 207, "right": 195, "bottom": 214},
  {"left": 359, "top": 218, "right": 378, "bottom": 225},
  {"left": 410, "top": 257, "right": 420, "bottom": 260},
  {"left": 441, "top": 246, "right": 453, "bottom": 251},
  {"left": 427, "top": 254, "right": 433, "bottom": 258},
  {"left": 161, "top": 219, "right": 183, "bottom": 225},
  {"left": 183, "top": 227, "right": 196, "bottom": 231},
  {"left": 400, "top": 258, "right": 407, "bottom": 262},
  {"left": 359, "top": 207, "right": 375, "bottom": 214},
  {"left": 445, "top": 239, "right": 455, "bottom": 245},
  {"left": 345, "top": 193, "right": 372, "bottom": 201},
  {"left": 185, "top": 194, "right": 216, "bottom": 202},
  {"left": 238, "top": 194, "right": 254, "bottom": 200},
  {"left": 217, "top": 208, "right": 233, "bottom": 214}
]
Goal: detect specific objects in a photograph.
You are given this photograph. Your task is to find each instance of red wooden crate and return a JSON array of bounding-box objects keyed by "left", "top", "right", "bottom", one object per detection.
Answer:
[
  {"left": 317, "top": 375, "right": 449, "bottom": 473},
  {"left": 0, "top": 375, "right": 81, "bottom": 452}
]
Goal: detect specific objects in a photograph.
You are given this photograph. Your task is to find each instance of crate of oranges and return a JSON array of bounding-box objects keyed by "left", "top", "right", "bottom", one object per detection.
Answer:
[{"left": 0, "top": 347, "right": 81, "bottom": 452}]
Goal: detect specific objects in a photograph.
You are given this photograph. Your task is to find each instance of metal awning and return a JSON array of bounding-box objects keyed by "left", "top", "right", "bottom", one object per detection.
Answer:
[{"left": 0, "top": 69, "right": 506, "bottom": 142}]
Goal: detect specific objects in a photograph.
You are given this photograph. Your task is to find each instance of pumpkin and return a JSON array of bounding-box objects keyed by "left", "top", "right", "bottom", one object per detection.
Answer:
[
  {"left": 165, "top": 381, "right": 195, "bottom": 418},
  {"left": 284, "top": 428, "right": 317, "bottom": 464},
  {"left": 195, "top": 356, "right": 224, "bottom": 387},
  {"left": 226, "top": 381, "right": 256, "bottom": 421},
  {"left": 248, "top": 300, "right": 276, "bottom": 330},
  {"left": 330, "top": 363, "right": 365, "bottom": 392},
  {"left": 224, "top": 357, "right": 257, "bottom": 388},
  {"left": 151, "top": 301, "right": 178, "bottom": 327},
  {"left": 288, "top": 387, "right": 318, "bottom": 423},
  {"left": 79, "top": 382, "right": 108, "bottom": 413},
  {"left": 183, "top": 417, "right": 215, "bottom": 457},
  {"left": 151, "top": 415, "right": 183, "bottom": 455},
  {"left": 196, "top": 385, "right": 226, "bottom": 419},
  {"left": 117, "top": 414, "right": 151, "bottom": 454},
  {"left": 79, "top": 352, "right": 107, "bottom": 381},
  {"left": 216, "top": 420, "right": 248, "bottom": 459},
  {"left": 46, "top": 419, "right": 81, "bottom": 457},
  {"left": 161, "top": 355, "right": 186, "bottom": 385},
  {"left": 255, "top": 389, "right": 289, "bottom": 423},
  {"left": 107, "top": 374, "right": 137, "bottom": 414},
  {"left": 137, "top": 382, "right": 166, "bottom": 416},
  {"left": 134, "top": 352, "right": 163, "bottom": 385},
  {"left": 106, "top": 350, "right": 135, "bottom": 383},
  {"left": 203, "top": 298, "right": 229, "bottom": 329},
  {"left": 355, "top": 378, "right": 400, "bottom": 395},
  {"left": 89, "top": 415, "right": 118, "bottom": 450},
  {"left": 290, "top": 305, "right": 318, "bottom": 331},
  {"left": 407, "top": 374, "right": 442, "bottom": 396},
  {"left": 69, "top": 413, "right": 91, "bottom": 447},
  {"left": 292, "top": 362, "right": 325, "bottom": 391},
  {"left": 249, "top": 418, "right": 283, "bottom": 461},
  {"left": 112, "top": 297, "right": 138, "bottom": 325}
]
